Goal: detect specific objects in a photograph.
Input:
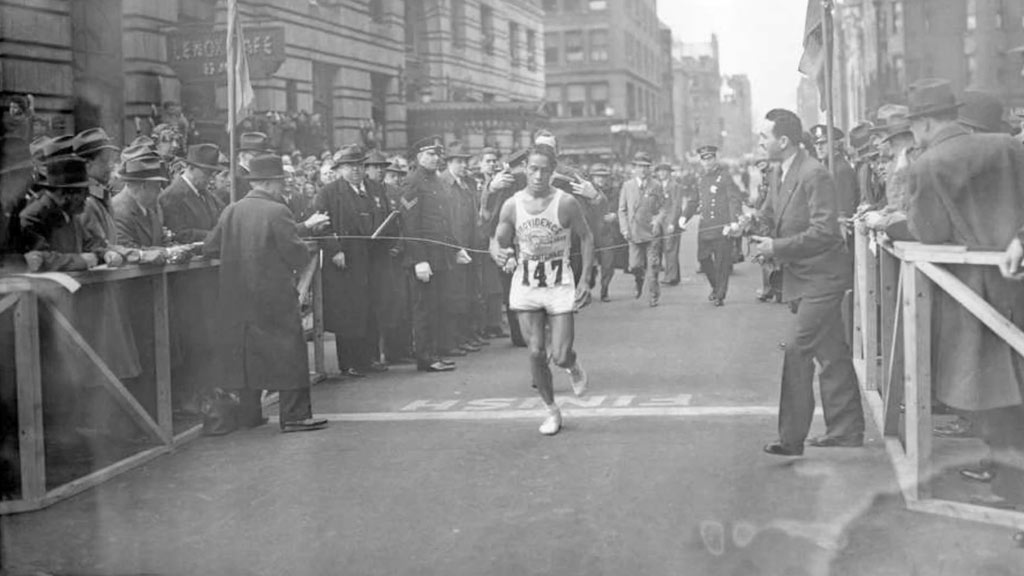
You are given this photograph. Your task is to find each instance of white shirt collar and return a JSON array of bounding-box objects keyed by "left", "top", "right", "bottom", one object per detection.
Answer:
[
  {"left": 182, "top": 173, "right": 201, "bottom": 196},
  {"left": 780, "top": 152, "right": 798, "bottom": 182}
]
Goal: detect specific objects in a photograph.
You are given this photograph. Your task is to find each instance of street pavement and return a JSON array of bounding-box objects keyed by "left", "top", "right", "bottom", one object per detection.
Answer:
[{"left": 3, "top": 236, "right": 1023, "bottom": 575}]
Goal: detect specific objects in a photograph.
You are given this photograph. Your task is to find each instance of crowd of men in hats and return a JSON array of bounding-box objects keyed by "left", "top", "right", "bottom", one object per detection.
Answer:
[{"left": 738, "top": 79, "right": 1024, "bottom": 510}]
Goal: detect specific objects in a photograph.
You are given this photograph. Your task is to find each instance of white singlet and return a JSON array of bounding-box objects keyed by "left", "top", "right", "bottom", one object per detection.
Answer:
[{"left": 509, "top": 189, "right": 576, "bottom": 315}]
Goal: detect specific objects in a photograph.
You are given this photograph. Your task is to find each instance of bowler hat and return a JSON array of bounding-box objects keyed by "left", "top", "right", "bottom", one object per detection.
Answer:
[
  {"left": 589, "top": 163, "right": 610, "bottom": 176},
  {"left": 446, "top": 141, "right": 472, "bottom": 159},
  {"left": 182, "top": 143, "right": 223, "bottom": 171},
  {"left": 695, "top": 145, "right": 718, "bottom": 159},
  {"left": 810, "top": 124, "right": 845, "bottom": 144},
  {"left": 72, "top": 128, "right": 119, "bottom": 158},
  {"left": 632, "top": 151, "right": 654, "bottom": 165},
  {"left": 0, "top": 136, "right": 33, "bottom": 175},
  {"left": 364, "top": 150, "right": 390, "bottom": 165},
  {"left": 243, "top": 154, "right": 288, "bottom": 180},
  {"left": 334, "top": 144, "right": 368, "bottom": 166},
  {"left": 238, "top": 132, "right": 272, "bottom": 153},
  {"left": 958, "top": 90, "right": 1011, "bottom": 134},
  {"left": 410, "top": 135, "right": 444, "bottom": 156},
  {"left": 121, "top": 155, "right": 169, "bottom": 182},
  {"left": 40, "top": 135, "right": 76, "bottom": 161},
  {"left": 40, "top": 157, "right": 91, "bottom": 189},
  {"left": 906, "top": 78, "right": 963, "bottom": 119}
]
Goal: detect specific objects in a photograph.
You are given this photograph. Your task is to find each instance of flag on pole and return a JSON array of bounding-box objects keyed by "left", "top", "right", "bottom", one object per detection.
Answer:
[
  {"left": 227, "top": 0, "right": 254, "bottom": 120},
  {"left": 798, "top": 0, "right": 827, "bottom": 111}
]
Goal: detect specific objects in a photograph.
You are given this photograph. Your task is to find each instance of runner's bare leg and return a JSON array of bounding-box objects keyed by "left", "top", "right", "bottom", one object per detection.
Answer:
[
  {"left": 547, "top": 313, "right": 576, "bottom": 370},
  {"left": 520, "top": 310, "right": 554, "bottom": 404}
]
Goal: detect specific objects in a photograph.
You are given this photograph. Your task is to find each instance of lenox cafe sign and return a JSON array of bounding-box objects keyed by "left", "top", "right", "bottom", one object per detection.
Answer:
[{"left": 167, "top": 27, "right": 285, "bottom": 81}]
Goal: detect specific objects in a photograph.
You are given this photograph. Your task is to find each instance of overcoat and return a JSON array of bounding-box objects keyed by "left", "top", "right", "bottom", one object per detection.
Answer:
[
  {"left": 313, "top": 178, "right": 385, "bottom": 338},
  {"left": 439, "top": 170, "right": 480, "bottom": 314},
  {"left": 831, "top": 155, "right": 860, "bottom": 219},
  {"left": 399, "top": 166, "right": 456, "bottom": 271},
  {"left": 618, "top": 177, "right": 667, "bottom": 243},
  {"left": 683, "top": 166, "right": 743, "bottom": 259},
  {"left": 204, "top": 189, "right": 312, "bottom": 391},
  {"left": 158, "top": 174, "right": 225, "bottom": 243},
  {"left": 906, "top": 125, "right": 1024, "bottom": 411},
  {"left": 111, "top": 190, "right": 163, "bottom": 248},
  {"left": 759, "top": 149, "right": 852, "bottom": 302},
  {"left": 378, "top": 182, "right": 408, "bottom": 330}
]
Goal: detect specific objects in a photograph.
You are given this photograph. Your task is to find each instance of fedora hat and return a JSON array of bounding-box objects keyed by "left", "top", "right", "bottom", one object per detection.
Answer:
[
  {"left": 906, "top": 78, "right": 964, "bottom": 119},
  {"left": 958, "top": 90, "right": 1011, "bottom": 134},
  {"left": 385, "top": 160, "right": 407, "bottom": 174},
  {"left": 364, "top": 150, "right": 390, "bottom": 166},
  {"left": 238, "top": 132, "right": 272, "bottom": 153},
  {"left": 121, "top": 144, "right": 160, "bottom": 163},
  {"left": 446, "top": 141, "right": 472, "bottom": 159},
  {"left": 848, "top": 122, "right": 874, "bottom": 150},
  {"left": 183, "top": 143, "right": 223, "bottom": 171},
  {"left": 40, "top": 157, "right": 91, "bottom": 189},
  {"left": 871, "top": 104, "right": 910, "bottom": 132},
  {"left": 0, "top": 136, "right": 33, "bottom": 175},
  {"left": 695, "top": 145, "right": 718, "bottom": 160},
  {"left": 40, "top": 135, "right": 76, "bottom": 161},
  {"left": 72, "top": 128, "right": 119, "bottom": 157},
  {"left": 334, "top": 144, "right": 368, "bottom": 167},
  {"left": 121, "top": 155, "right": 169, "bottom": 182},
  {"left": 632, "top": 151, "right": 653, "bottom": 165},
  {"left": 242, "top": 154, "right": 288, "bottom": 180}
]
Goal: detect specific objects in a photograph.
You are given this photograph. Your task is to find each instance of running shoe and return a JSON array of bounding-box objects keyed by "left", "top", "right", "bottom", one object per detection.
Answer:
[
  {"left": 567, "top": 359, "right": 588, "bottom": 397},
  {"left": 539, "top": 407, "right": 562, "bottom": 435}
]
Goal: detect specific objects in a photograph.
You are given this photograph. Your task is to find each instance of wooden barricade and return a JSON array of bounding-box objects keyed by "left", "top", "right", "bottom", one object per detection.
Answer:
[
  {"left": 0, "top": 251, "right": 324, "bottom": 515},
  {"left": 852, "top": 224, "right": 1024, "bottom": 530}
]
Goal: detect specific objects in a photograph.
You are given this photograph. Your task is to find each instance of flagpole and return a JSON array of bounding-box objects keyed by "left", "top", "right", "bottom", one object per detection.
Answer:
[
  {"left": 823, "top": 0, "right": 835, "bottom": 177},
  {"left": 228, "top": 0, "right": 238, "bottom": 203}
]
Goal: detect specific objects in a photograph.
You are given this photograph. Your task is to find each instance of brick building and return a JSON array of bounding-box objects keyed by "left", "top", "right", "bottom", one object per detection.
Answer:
[
  {"left": 1, "top": 0, "right": 408, "bottom": 153},
  {"left": 543, "top": 0, "right": 672, "bottom": 163},
  {"left": 836, "top": 0, "right": 1024, "bottom": 124},
  {"left": 721, "top": 75, "right": 753, "bottom": 158},
  {"left": 404, "top": 0, "right": 547, "bottom": 152},
  {"left": 672, "top": 36, "right": 722, "bottom": 161}
]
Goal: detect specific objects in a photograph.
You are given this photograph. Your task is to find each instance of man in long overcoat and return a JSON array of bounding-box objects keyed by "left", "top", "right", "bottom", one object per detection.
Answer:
[
  {"left": 618, "top": 151, "right": 668, "bottom": 306},
  {"left": 752, "top": 108, "right": 864, "bottom": 457},
  {"left": 588, "top": 163, "right": 621, "bottom": 302},
  {"left": 439, "top": 142, "right": 483, "bottom": 356},
  {"left": 905, "top": 79, "right": 1024, "bottom": 508},
  {"left": 314, "top": 144, "right": 387, "bottom": 378},
  {"left": 204, "top": 154, "right": 326, "bottom": 432},
  {"left": 159, "top": 143, "right": 225, "bottom": 243}
]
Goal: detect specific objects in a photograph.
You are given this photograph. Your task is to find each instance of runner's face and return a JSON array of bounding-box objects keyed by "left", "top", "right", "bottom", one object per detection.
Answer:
[{"left": 526, "top": 154, "right": 554, "bottom": 195}]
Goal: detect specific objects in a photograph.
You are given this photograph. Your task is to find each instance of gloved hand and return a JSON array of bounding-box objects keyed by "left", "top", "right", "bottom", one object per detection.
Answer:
[
  {"left": 678, "top": 217, "right": 688, "bottom": 231},
  {"left": 103, "top": 250, "right": 125, "bottom": 268},
  {"left": 415, "top": 261, "right": 433, "bottom": 283},
  {"left": 332, "top": 252, "right": 347, "bottom": 269}
]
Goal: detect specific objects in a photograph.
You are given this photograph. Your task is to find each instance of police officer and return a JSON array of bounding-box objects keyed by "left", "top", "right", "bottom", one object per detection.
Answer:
[
  {"left": 400, "top": 136, "right": 464, "bottom": 372},
  {"left": 680, "top": 145, "right": 742, "bottom": 307},
  {"left": 810, "top": 124, "right": 859, "bottom": 221}
]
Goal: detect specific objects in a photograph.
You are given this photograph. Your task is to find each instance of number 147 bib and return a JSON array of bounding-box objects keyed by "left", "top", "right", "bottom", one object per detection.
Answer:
[{"left": 518, "top": 258, "right": 571, "bottom": 288}]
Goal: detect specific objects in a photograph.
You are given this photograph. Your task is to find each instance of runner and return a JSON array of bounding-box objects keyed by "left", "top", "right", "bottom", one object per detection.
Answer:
[{"left": 491, "top": 145, "right": 593, "bottom": 435}]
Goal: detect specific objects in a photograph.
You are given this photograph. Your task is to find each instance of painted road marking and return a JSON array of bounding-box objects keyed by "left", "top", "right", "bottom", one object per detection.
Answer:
[
  {"left": 272, "top": 406, "right": 824, "bottom": 423},
  {"left": 399, "top": 394, "right": 694, "bottom": 412}
]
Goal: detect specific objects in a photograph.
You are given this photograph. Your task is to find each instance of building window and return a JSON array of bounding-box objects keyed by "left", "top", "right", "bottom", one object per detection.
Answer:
[
  {"left": 526, "top": 29, "right": 537, "bottom": 71},
  {"left": 543, "top": 0, "right": 558, "bottom": 12},
  {"left": 545, "top": 32, "right": 560, "bottom": 65},
  {"left": 589, "top": 29, "right": 608, "bottom": 62},
  {"left": 625, "top": 32, "right": 634, "bottom": 65},
  {"left": 545, "top": 85, "right": 562, "bottom": 117},
  {"left": 627, "top": 82, "right": 636, "bottom": 119},
  {"left": 370, "top": 72, "right": 389, "bottom": 148},
  {"left": 451, "top": 0, "right": 466, "bottom": 47},
  {"left": 966, "top": 0, "right": 977, "bottom": 31},
  {"left": 567, "top": 84, "right": 586, "bottom": 117},
  {"left": 481, "top": 5, "right": 495, "bottom": 54},
  {"left": 286, "top": 80, "right": 298, "bottom": 112},
  {"left": 509, "top": 22, "right": 520, "bottom": 66},
  {"left": 565, "top": 30, "right": 584, "bottom": 62},
  {"left": 589, "top": 0, "right": 607, "bottom": 10},
  {"left": 369, "top": 0, "right": 385, "bottom": 22},
  {"left": 892, "top": 2, "right": 903, "bottom": 35},
  {"left": 590, "top": 83, "right": 609, "bottom": 116}
]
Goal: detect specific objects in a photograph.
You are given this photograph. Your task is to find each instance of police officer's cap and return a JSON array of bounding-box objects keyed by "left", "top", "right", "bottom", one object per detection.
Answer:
[
  {"left": 507, "top": 148, "right": 530, "bottom": 168},
  {"left": 589, "top": 163, "right": 611, "bottom": 176},
  {"left": 696, "top": 145, "right": 718, "bottom": 160},
  {"left": 809, "top": 125, "right": 844, "bottom": 144},
  {"left": 410, "top": 135, "right": 444, "bottom": 156}
]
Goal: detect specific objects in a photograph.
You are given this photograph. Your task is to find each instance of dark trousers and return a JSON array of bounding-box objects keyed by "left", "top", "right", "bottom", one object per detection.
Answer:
[
  {"left": 411, "top": 269, "right": 445, "bottom": 363},
  {"left": 238, "top": 388, "right": 312, "bottom": 428},
  {"left": 972, "top": 405, "right": 1024, "bottom": 505},
  {"left": 663, "top": 232, "right": 682, "bottom": 284},
  {"left": 778, "top": 291, "right": 865, "bottom": 447},
  {"left": 335, "top": 337, "right": 372, "bottom": 371},
  {"left": 597, "top": 244, "right": 617, "bottom": 296},
  {"left": 699, "top": 237, "right": 734, "bottom": 301}
]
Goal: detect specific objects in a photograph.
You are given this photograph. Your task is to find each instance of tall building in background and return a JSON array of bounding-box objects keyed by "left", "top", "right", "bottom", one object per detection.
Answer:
[
  {"left": 404, "top": 0, "right": 547, "bottom": 152},
  {"left": 672, "top": 36, "right": 721, "bottom": 161},
  {"left": 721, "top": 75, "right": 753, "bottom": 158},
  {"left": 836, "top": 0, "right": 1024, "bottom": 124},
  {"left": 543, "top": 0, "right": 670, "bottom": 164},
  {"left": 797, "top": 76, "right": 823, "bottom": 129}
]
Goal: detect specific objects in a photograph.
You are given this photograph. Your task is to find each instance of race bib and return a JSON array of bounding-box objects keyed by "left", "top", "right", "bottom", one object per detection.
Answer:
[{"left": 519, "top": 258, "right": 569, "bottom": 288}]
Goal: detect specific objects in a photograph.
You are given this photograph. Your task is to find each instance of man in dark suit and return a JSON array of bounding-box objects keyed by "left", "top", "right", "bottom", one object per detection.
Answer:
[
  {"left": 751, "top": 108, "right": 865, "bottom": 457},
  {"left": 618, "top": 151, "right": 668, "bottom": 306},
  {"left": 159, "top": 143, "right": 226, "bottom": 243},
  {"left": 810, "top": 124, "right": 859, "bottom": 222},
  {"left": 112, "top": 154, "right": 168, "bottom": 249}
]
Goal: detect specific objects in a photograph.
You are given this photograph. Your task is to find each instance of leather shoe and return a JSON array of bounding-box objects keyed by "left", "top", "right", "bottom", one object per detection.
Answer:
[
  {"left": 713, "top": 298, "right": 724, "bottom": 307},
  {"left": 807, "top": 434, "right": 863, "bottom": 448},
  {"left": 417, "top": 361, "right": 456, "bottom": 372},
  {"left": 437, "top": 358, "right": 456, "bottom": 366},
  {"left": 600, "top": 293, "right": 610, "bottom": 302},
  {"left": 342, "top": 368, "right": 366, "bottom": 378},
  {"left": 460, "top": 343, "right": 482, "bottom": 353},
  {"left": 280, "top": 417, "right": 328, "bottom": 433},
  {"left": 763, "top": 442, "right": 804, "bottom": 456}
]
